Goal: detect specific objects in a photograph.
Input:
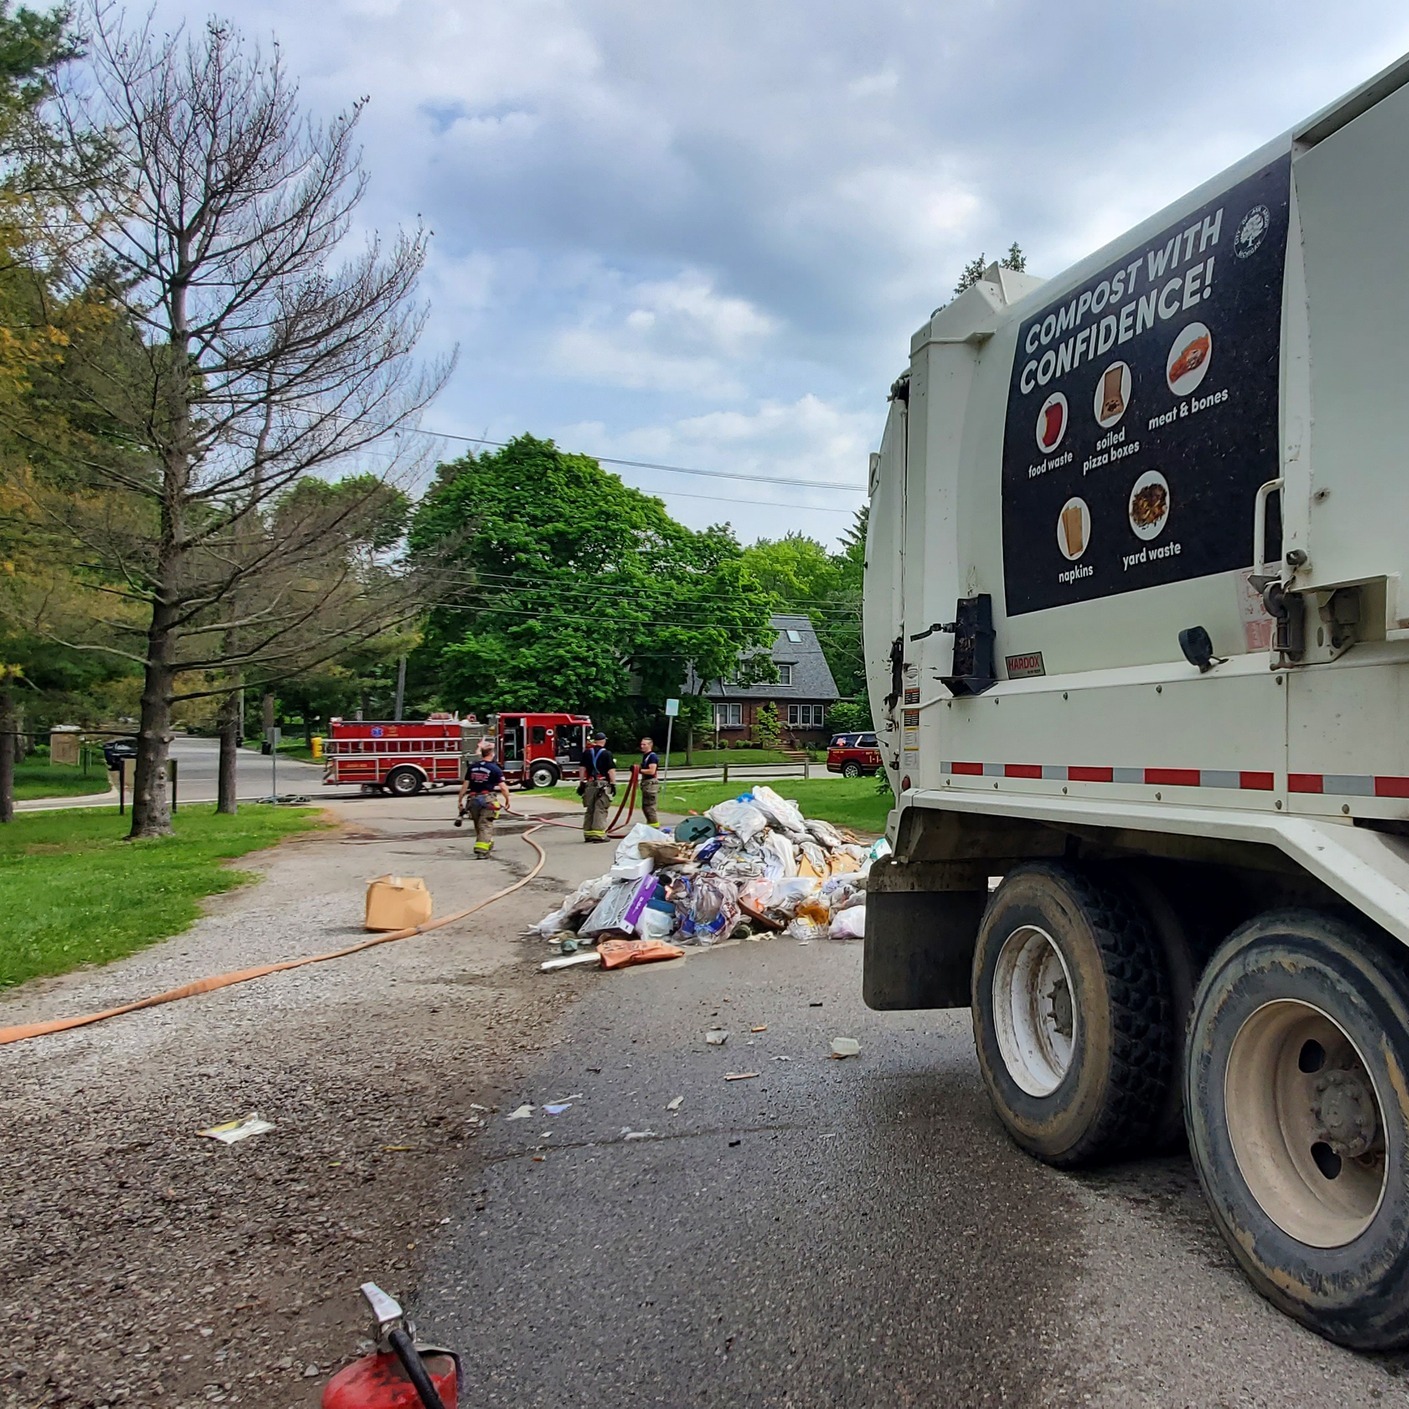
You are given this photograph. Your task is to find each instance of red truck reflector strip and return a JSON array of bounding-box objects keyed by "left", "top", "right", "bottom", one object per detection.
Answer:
[
  {"left": 939, "top": 764, "right": 1409, "bottom": 796},
  {"left": 940, "top": 764, "right": 1279, "bottom": 792}
]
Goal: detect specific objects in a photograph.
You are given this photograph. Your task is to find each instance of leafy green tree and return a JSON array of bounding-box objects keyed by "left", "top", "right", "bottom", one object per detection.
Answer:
[
  {"left": 825, "top": 700, "right": 871, "bottom": 735},
  {"left": 36, "top": 13, "right": 445, "bottom": 837},
  {"left": 754, "top": 700, "right": 781, "bottom": 751},
  {"left": 408, "top": 436, "right": 776, "bottom": 726}
]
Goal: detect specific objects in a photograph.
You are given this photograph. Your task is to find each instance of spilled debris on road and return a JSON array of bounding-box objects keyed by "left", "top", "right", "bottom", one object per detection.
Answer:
[{"left": 531, "top": 785, "right": 887, "bottom": 968}]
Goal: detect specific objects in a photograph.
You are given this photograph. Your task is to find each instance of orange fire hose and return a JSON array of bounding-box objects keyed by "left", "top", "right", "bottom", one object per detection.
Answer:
[
  {"left": 0, "top": 824, "right": 550, "bottom": 1048},
  {"left": 513, "top": 763, "right": 642, "bottom": 835}
]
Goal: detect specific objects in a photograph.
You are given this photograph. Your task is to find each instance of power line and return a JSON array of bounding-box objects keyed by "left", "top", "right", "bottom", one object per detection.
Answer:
[
  {"left": 435, "top": 567, "right": 862, "bottom": 615},
  {"left": 428, "top": 579, "right": 864, "bottom": 626},
  {"left": 402, "top": 425, "right": 869, "bottom": 494}
]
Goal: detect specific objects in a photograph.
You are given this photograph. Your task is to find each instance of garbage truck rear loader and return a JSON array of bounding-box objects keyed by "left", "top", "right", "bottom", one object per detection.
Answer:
[{"left": 863, "top": 55, "right": 1409, "bottom": 1350}]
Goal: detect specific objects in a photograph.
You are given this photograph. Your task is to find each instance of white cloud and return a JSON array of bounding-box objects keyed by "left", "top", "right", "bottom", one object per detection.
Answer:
[
  {"left": 547, "top": 268, "right": 776, "bottom": 396},
  {"left": 557, "top": 395, "right": 872, "bottom": 546},
  {"left": 150, "top": 0, "right": 1409, "bottom": 551}
]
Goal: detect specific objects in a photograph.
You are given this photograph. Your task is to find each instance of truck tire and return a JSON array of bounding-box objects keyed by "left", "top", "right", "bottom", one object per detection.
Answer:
[
  {"left": 1122, "top": 868, "right": 1218, "bottom": 1153},
  {"left": 842, "top": 761, "right": 863, "bottom": 779},
  {"left": 1185, "top": 910, "right": 1409, "bottom": 1350},
  {"left": 972, "top": 863, "right": 1176, "bottom": 1168},
  {"left": 528, "top": 761, "right": 559, "bottom": 790},
  {"left": 385, "top": 766, "right": 424, "bottom": 797}
]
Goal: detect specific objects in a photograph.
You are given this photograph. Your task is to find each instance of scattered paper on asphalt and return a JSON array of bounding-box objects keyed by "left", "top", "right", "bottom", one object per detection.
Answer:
[
  {"left": 667, "top": 1096, "right": 683, "bottom": 1111},
  {"left": 197, "top": 1113, "right": 275, "bottom": 1144},
  {"left": 724, "top": 1072, "right": 760, "bottom": 1081},
  {"left": 705, "top": 1029, "right": 729, "bottom": 1045},
  {"left": 505, "top": 1104, "right": 535, "bottom": 1120},
  {"left": 830, "top": 1038, "right": 861, "bottom": 1059},
  {"left": 543, "top": 1103, "right": 572, "bottom": 1115},
  {"left": 621, "top": 1128, "right": 657, "bottom": 1140}
]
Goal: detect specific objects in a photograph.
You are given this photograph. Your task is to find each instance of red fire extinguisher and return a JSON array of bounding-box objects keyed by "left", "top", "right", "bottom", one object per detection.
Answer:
[{"left": 322, "top": 1282, "right": 460, "bottom": 1409}]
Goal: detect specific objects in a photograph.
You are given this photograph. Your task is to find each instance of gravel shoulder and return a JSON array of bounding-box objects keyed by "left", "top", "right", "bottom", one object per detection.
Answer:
[{"left": 0, "top": 794, "right": 599, "bottom": 1409}]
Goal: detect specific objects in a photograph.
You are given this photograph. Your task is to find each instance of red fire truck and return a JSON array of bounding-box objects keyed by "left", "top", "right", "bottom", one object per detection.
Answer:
[{"left": 323, "top": 712, "right": 593, "bottom": 795}]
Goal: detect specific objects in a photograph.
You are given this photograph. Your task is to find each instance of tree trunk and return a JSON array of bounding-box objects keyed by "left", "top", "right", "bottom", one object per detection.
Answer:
[
  {"left": 0, "top": 675, "right": 14, "bottom": 824},
  {"left": 216, "top": 689, "right": 241, "bottom": 815},
  {"left": 129, "top": 604, "right": 178, "bottom": 838}
]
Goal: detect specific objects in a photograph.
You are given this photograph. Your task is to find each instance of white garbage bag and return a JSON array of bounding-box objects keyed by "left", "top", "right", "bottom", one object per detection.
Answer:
[
  {"left": 614, "top": 823, "right": 673, "bottom": 866},
  {"left": 705, "top": 797, "right": 770, "bottom": 841},
  {"left": 748, "top": 785, "right": 808, "bottom": 838},
  {"left": 829, "top": 905, "right": 866, "bottom": 941}
]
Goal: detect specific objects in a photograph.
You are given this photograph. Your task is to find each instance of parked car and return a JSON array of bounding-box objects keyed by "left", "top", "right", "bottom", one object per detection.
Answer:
[
  {"left": 101, "top": 736, "right": 138, "bottom": 770},
  {"left": 826, "top": 731, "right": 881, "bottom": 778}
]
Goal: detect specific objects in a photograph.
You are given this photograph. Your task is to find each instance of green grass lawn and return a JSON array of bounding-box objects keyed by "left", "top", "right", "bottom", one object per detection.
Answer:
[
  {"left": 13, "top": 759, "right": 110, "bottom": 801},
  {"left": 663, "top": 747, "right": 823, "bottom": 767},
  {"left": 539, "top": 776, "right": 890, "bottom": 836},
  {"left": 0, "top": 804, "right": 327, "bottom": 989}
]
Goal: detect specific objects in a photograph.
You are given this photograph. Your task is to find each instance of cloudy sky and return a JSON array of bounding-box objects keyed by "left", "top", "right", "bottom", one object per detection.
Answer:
[{"left": 158, "top": 0, "right": 1409, "bottom": 546}]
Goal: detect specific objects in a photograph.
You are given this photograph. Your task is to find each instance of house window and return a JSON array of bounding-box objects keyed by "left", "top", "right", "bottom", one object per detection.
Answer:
[
  {"left": 785, "top": 629, "right": 802, "bottom": 643},
  {"left": 716, "top": 703, "right": 743, "bottom": 728},
  {"left": 787, "top": 704, "right": 825, "bottom": 728},
  {"left": 777, "top": 664, "right": 793, "bottom": 686}
]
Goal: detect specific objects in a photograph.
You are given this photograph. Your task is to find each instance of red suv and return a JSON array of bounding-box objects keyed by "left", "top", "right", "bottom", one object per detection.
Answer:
[{"left": 826, "top": 731, "right": 881, "bottom": 778}]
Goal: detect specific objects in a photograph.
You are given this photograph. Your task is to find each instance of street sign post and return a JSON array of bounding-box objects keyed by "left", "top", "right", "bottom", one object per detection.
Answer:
[
  {"left": 661, "top": 699, "right": 679, "bottom": 792},
  {"left": 267, "top": 727, "right": 280, "bottom": 801}
]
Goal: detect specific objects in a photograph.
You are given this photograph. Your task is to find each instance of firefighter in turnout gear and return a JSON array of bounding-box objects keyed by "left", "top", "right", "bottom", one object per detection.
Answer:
[
  {"left": 459, "top": 739, "right": 511, "bottom": 857},
  {"left": 580, "top": 730, "right": 617, "bottom": 842},
  {"left": 638, "top": 736, "right": 661, "bottom": 825}
]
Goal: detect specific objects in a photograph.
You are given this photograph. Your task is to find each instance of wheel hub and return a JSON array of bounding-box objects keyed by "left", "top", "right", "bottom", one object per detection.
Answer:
[
  {"left": 1224, "top": 999, "right": 1388, "bottom": 1248},
  {"left": 992, "top": 925, "right": 1078, "bottom": 1098},
  {"left": 1313, "top": 1068, "right": 1380, "bottom": 1159},
  {"left": 1046, "top": 975, "right": 1073, "bottom": 1039}
]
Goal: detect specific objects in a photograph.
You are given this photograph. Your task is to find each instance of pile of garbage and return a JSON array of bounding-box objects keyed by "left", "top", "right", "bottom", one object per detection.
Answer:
[{"left": 531, "top": 784, "right": 888, "bottom": 959}]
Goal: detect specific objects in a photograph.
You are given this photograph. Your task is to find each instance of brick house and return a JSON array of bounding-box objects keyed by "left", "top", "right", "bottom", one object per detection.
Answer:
[{"left": 696, "top": 613, "right": 839, "bottom": 748}]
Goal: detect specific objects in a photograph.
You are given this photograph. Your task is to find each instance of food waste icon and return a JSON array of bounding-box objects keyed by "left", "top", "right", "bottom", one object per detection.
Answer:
[{"left": 1036, "top": 391, "right": 1068, "bottom": 453}]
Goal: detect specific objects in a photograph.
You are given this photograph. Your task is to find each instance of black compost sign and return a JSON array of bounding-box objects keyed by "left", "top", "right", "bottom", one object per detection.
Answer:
[{"left": 1000, "top": 156, "right": 1290, "bottom": 617}]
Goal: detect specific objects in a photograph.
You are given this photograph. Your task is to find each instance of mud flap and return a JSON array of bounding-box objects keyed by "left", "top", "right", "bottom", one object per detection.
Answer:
[{"left": 862, "top": 858, "right": 987, "bottom": 1010}]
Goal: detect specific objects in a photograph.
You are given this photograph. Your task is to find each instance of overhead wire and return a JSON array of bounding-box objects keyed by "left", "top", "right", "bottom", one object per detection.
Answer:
[{"left": 397, "top": 424, "right": 869, "bottom": 494}]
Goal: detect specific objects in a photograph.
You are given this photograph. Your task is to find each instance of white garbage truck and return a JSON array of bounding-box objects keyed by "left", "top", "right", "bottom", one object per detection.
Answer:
[{"left": 862, "top": 53, "right": 1409, "bottom": 1349}]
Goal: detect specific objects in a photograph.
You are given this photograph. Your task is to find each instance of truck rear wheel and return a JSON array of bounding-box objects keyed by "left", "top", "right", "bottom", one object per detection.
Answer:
[
  {"left": 1185, "top": 910, "right": 1409, "bottom": 1349},
  {"left": 385, "top": 766, "right": 424, "bottom": 797},
  {"left": 972, "top": 863, "right": 1176, "bottom": 1168},
  {"left": 527, "top": 761, "right": 559, "bottom": 790}
]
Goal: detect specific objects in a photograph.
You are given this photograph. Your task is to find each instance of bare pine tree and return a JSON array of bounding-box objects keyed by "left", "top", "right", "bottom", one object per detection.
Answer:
[{"left": 41, "top": 6, "right": 449, "bottom": 836}]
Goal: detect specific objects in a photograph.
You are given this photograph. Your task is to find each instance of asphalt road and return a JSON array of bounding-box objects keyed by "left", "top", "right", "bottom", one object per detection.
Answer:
[
  {"left": 164, "top": 735, "right": 327, "bottom": 802},
  {"left": 422, "top": 936, "right": 1409, "bottom": 1408}
]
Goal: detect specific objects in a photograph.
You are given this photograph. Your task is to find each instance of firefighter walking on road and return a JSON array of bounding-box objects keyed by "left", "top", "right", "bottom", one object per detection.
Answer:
[
  {"left": 459, "top": 739, "right": 511, "bottom": 858},
  {"left": 639, "top": 736, "right": 661, "bottom": 825},
  {"left": 580, "top": 729, "right": 617, "bottom": 842}
]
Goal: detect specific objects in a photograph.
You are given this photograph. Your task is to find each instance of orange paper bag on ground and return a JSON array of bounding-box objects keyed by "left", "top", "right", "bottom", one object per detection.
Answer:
[
  {"left": 597, "top": 937, "right": 684, "bottom": 969},
  {"left": 364, "top": 875, "right": 433, "bottom": 931}
]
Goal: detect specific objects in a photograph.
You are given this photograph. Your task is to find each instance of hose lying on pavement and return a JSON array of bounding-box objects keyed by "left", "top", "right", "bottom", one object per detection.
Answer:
[{"left": 0, "top": 825, "right": 549, "bottom": 1049}]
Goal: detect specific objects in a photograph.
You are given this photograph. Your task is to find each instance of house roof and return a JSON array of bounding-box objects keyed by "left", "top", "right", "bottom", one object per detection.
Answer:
[{"left": 696, "top": 613, "right": 839, "bottom": 702}]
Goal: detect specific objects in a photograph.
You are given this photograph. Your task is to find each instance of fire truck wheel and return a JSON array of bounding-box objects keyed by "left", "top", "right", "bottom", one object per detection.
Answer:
[
  {"left": 385, "top": 766, "right": 424, "bottom": 797},
  {"left": 528, "top": 761, "right": 559, "bottom": 789},
  {"left": 972, "top": 862, "right": 1176, "bottom": 1168},
  {"left": 1185, "top": 910, "right": 1409, "bottom": 1350}
]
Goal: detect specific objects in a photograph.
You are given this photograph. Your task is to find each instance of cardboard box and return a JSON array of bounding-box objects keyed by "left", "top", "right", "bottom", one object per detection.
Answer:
[{"left": 365, "top": 874, "right": 433, "bottom": 932}]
